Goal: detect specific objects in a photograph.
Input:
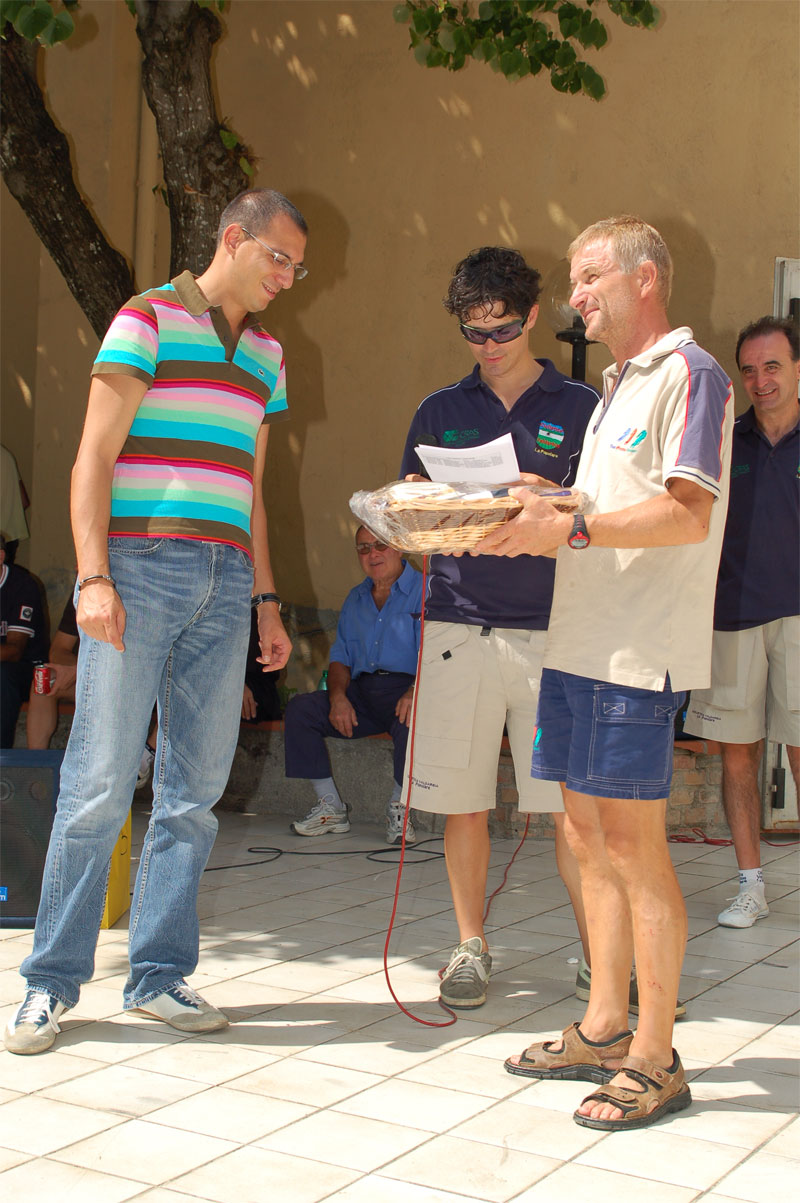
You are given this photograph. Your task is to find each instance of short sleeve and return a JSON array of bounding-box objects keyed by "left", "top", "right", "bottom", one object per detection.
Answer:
[
  {"left": 661, "top": 350, "right": 732, "bottom": 498},
  {"left": 92, "top": 295, "right": 159, "bottom": 385}
]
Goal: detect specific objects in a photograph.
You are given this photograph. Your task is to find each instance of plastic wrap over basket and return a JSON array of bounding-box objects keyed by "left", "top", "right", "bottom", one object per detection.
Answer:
[{"left": 349, "top": 480, "right": 587, "bottom": 555}]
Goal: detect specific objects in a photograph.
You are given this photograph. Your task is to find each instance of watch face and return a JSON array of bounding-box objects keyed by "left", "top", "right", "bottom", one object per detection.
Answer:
[{"left": 568, "top": 516, "right": 590, "bottom": 549}]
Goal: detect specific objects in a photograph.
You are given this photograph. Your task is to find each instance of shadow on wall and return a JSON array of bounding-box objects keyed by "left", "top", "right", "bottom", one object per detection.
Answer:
[
  {"left": 657, "top": 216, "right": 740, "bottom": 392},
  {"left": 259, "top": 190, "right": 351, "bottom": 616}
]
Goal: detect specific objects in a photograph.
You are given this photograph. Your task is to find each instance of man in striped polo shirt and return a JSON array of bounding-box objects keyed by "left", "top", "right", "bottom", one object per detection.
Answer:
[{"left": 5, "top": 189, "right": 307, "bottom": 1054}]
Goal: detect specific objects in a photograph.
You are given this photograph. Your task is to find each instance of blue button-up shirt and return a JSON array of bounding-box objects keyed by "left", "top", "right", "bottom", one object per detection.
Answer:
[{"left": 329, "top": 560, "right": 423, "bottom": 678}]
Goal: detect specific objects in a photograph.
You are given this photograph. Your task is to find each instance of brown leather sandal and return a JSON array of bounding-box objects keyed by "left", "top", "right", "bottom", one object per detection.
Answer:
[
  {"left": 573, "top": 1051, "right": 692, "bottom": 1130},
  {"left": 504, "top": 1021, "right": 633, "bottom": 1083}
]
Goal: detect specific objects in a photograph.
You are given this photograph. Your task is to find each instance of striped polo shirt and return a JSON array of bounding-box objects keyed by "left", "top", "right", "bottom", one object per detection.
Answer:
[{"left": 92, "top": 271, "right": 288, "bottom": 557}]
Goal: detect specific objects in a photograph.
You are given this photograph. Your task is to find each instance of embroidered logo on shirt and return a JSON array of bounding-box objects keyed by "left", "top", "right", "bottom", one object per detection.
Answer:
[
  {"left": 731, "top": 463, "right": 750, "bottom": 479},
  {"left": 20, "top": 606, "right": 33, "bottom": 621},
  {"left": 610, "top": 427, "right": 647, "bottom": 452},
  {"left": 536, "top": 421, "right": 565, "bottom": 451},
  {"left": 442, "top": 428, "right": 480, "bottom": 445}
]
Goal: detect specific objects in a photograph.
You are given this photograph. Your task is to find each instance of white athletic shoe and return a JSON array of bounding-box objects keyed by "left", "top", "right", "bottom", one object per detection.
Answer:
[
  {"left": 718, "top": 889, "right": 769, "bottom": 928},
  {"left": 136, "top": 744, "right": 155, "bottom": 790},
  {"left": 291, "top": 796, "right": 350, "bottom": 836},
  {"left": 130, "top": 981, "right": 228, "bottom": 1032},
  {"left": 386, "top": 801, "right": 416, "bottom": 845},
  {"left": 4, "top": 989, "right": 68, "bottom": 1055}
]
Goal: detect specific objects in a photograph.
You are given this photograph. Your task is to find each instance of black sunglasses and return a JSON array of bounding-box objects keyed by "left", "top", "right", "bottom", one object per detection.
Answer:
[{"left": 459, "top": 313, "right": 529, "bottom": 345}]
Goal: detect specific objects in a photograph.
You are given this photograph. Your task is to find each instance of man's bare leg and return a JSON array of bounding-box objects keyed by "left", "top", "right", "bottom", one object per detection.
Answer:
[
  {"left": 787, "top": 745, "right": 800, "bottom": 798},
  {"left": 719, "top": 740, "right": 763, "bottom": 869},
  {"left": 444, "top": 811, "right": 490, "bottom": 949},
  {"left": 569, "top": 792, "right": 687, "bottom": 1123},
  {"left": 25, "top": 693, "right": 60, "bottom": 750},
  {"left": 553, "top": 807, "right": 589, "bottom": 961}
]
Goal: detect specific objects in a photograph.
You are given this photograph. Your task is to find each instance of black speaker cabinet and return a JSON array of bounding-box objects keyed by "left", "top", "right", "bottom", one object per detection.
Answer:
[{"left": 0, "top": 749, "right": 63, "bottom": 927}]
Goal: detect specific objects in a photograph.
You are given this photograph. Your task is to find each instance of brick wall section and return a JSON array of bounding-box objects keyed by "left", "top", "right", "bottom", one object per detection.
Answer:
[
  {"left": 14, "top": 710, "right": 728, "bottom": 838},
  {"left": 489, "top": 742, "right": 727, "bottom": 840}
]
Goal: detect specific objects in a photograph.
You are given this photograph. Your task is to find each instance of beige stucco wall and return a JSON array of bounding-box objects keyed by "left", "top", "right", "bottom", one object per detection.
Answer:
[{"left": 2, "top": 0, "right": 798, "bottom": 649}]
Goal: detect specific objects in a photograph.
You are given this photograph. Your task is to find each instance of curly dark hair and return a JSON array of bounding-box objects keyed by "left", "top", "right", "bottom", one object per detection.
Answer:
[
  {"left": 443, "top": 247, "right": 541, "bottom": 322},
  {"left": 735, "top": 315, "right": 799, "bottom": 367}
]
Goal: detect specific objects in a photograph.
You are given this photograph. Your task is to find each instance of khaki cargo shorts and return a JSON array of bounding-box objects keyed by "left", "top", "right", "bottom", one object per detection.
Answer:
[
  {"left": 401, "top": 621, "right": 563, "bottom": 815},
  {"left": 685, "top": 616, "right": 800, "bottom": 745}
]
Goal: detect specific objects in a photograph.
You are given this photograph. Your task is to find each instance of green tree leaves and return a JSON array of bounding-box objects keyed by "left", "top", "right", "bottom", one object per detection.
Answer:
[
  {"left": 0, "top": 0, "right": 77, "bottom": 46},
  {"left": 394, "top": 0, "right": 659, "bottom": 99}
]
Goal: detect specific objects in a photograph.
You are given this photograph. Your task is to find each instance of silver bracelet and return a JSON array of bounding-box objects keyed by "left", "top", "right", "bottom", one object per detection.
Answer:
[{"left": 78, "top": 573, "right": 117, "bottom": 592}]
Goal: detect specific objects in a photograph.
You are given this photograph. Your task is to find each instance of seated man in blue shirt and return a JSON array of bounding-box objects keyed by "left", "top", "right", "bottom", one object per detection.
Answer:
[{"left": 285, "top": 527, "right": 423, "bottom": 844}]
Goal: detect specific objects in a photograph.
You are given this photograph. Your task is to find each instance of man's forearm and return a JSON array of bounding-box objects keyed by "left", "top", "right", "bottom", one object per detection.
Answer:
[
  {"left": 582, "top": 483, "right": 713, "bottom": 549},
  {"left": 327, "top": 661, "right": 351, "bottom": 697},
  {"left": 70, "top": 449, "right": 115, "bottom": 578},
  {"left": 477, "top": 477, "right": 715, "bottom": 558}
]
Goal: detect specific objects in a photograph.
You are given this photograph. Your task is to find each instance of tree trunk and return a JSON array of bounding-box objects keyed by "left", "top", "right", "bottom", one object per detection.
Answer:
[
  {"left": 134, "top": 0, "right": 249, "bottom": 277},
  {"left": 0, "top": 26, "right": 135, "bottom": 339}
]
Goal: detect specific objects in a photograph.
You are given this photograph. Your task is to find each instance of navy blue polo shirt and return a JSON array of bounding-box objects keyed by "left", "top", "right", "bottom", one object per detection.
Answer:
[
  {"left": 714, "top": 405, "right": 800, "bottom": 630},
  {"left": 399, "top": 360, "right": 599, "bottom": 628}
]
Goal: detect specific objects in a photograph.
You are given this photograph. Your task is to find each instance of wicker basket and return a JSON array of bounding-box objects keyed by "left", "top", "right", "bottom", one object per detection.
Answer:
[{"left": 350, "top": 481, "right": 584, "bottom": 555}]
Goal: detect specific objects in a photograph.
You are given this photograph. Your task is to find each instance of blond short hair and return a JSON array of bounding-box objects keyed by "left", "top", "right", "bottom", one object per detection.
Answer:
[{"left": 568, "top": 215, "right": 673, "bottom": 307}]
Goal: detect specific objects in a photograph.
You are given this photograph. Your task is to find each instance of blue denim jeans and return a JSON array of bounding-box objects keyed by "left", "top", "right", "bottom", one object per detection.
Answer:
[{"left": 21, "top": 538, "right": 252, "bottom": 1008}]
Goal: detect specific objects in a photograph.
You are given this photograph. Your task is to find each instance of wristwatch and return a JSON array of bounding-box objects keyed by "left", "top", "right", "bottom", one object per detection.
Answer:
[
  {"left": 566, "top": 514, "right": 591, "bottom": 550},
  {"left": 251, "top": 592, "right": 282, "bottom": 611}
]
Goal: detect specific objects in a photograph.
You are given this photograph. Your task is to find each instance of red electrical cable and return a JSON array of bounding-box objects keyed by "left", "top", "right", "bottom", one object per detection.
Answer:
[
  {"left": 382, "top": 553, "right": 457, "bottom": 1027},
  {"left": 382, "top": 556, "right": 549, "bottom": 1025}
]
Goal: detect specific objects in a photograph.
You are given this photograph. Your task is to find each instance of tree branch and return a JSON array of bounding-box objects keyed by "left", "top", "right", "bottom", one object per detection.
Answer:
[
  {"left": 0, "top": 25, "right": 135, "bottom": 338},
  {"left": 134, "top": 0, "right": 249, "bottom": 276}
]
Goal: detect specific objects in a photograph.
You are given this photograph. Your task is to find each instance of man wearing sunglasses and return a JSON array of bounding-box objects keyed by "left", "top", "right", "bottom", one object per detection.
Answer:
[
  {"left": 6, "top": 188, "right": 306, "bottom": 1055},
  {"left": 284, "top": 527, "right": 423, "bottom": 844},
  {"left": 399, "top": 246, "right": 599, "bottom": 1009}
]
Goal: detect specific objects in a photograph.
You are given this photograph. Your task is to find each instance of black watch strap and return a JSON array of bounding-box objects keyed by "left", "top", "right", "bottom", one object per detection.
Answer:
[{"left": 252, "top": 592, "right": 282, "bottom": 611}]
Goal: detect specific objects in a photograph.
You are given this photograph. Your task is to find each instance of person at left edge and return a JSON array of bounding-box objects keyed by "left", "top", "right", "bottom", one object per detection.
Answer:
[{"left": 4, "top": 188, "right": 307, "bottom": 1055}]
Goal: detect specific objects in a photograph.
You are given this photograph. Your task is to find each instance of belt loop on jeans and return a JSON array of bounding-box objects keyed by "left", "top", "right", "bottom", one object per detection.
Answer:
[{"left": 480, "top": 626, "right": 492, "bottom": 637}]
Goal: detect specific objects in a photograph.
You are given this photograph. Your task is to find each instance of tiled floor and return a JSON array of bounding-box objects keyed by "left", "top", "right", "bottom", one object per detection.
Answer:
[{"left": 1, "top": 808, "right": 797, "bottom": 1202}]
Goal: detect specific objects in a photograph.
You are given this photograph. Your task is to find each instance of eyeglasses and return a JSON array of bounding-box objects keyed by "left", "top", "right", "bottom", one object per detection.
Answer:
[
  {"left": 459, "top": 314, "right": 529, "bottom": 345},
  {"left": 356, "top": 540, "right": 389, "bottom": 555},
  {"left": 240, "top": 227, "right": 308, "bottom": 279}
]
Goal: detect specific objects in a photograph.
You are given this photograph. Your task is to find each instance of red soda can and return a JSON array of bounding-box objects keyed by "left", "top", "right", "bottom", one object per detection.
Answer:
[{"left": 33, "top": 662, "right": 53, "bottom": 694}]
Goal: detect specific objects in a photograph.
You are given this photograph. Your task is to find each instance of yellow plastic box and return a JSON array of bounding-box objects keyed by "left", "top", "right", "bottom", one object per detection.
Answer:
[{"left": 100, "top": 811, "right": 131, "bottom": 929}]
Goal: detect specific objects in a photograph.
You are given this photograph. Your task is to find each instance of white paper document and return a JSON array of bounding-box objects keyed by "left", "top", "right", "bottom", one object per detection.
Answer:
[{"left": 414, "top": 433, "right": 520, "bottom": 485}]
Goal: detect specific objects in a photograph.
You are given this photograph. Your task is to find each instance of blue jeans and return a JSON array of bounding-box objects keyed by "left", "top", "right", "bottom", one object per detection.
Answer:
[{"left": 21, "top": 538, "right": 252, "bottom": 1008}]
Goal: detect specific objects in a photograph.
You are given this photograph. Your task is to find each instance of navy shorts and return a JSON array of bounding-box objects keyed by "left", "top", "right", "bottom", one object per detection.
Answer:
[{"left": 531, "top": 669, "right": 685, "bottom": 800}]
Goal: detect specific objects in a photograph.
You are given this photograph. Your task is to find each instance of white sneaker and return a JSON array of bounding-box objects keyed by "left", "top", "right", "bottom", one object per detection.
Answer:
[
  {"left": 386, "top": 801, "right": 415, "bottom": 845},
  {"left": 718, "top": 889, "right": 769, "bottom": 928},
  {"left": 4, "top": 989, "right": 68, "bottom": 1055},
  {"left": 136, "top": 744, "right": 155, "bottom": 789},
  {"left": 291, "top": 796, "right": 350, "bottom": 836},
  {"left": 130, "top": 981, "right": 228, "bottom": 1032}
]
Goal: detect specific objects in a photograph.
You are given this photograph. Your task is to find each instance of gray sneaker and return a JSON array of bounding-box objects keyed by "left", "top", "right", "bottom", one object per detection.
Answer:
[
  {"left": 291, "top": 796, "right": 350, "bottom": 837},
  {"left": 386, "top": 801, "right": 416, "bottom": 845},
  {"left": 575, "top": 957, "right": 686, "bottom": 1020},
  {"left": 439, "top": 937, "right": 492, "bottom": 1008},
  {"left": 4, "top": 988, "right": 68, "bottom": 1055},
  {"left": 129, "top": 980, "right": 228, "bottom": 1032}
]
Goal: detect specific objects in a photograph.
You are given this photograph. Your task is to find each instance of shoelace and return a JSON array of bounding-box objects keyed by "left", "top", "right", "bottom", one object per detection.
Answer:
[
  {"left": 444, "top": 950, "right": 487, "bottom": 985},
  {"left": 171, "top": 982, "right": 204, "bottom": 1006},
  {"left": 19, "top": 992, "right": 61, "bottom": 1032},
  {"left": 724, "top": 892, "right": 764, "bottom": 913}
]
